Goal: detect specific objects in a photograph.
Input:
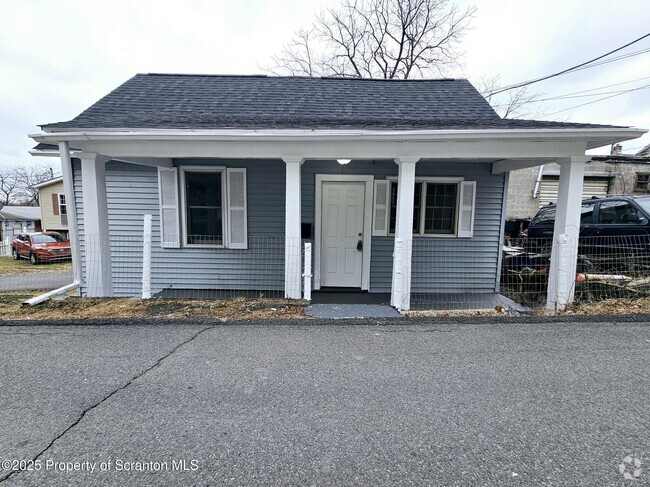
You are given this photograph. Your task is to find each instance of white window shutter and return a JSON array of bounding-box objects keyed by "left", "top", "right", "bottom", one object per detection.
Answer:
[
  {"left": 158, "top": 167, "right": 180, "bottom": 248},
  {"left": 226, "top": 168, "right": 248, "bottom": 249},
  {"left": 458, "top": 181, "right": 476, "bottom": 238},
  {"left": 372, "top": 179, "right": 390, "bottom": 236}
]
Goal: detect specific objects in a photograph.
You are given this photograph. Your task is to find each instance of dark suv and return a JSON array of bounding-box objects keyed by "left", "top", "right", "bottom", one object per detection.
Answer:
[{"left": 525, "top": 195, "right": 650, "bottom": 260}]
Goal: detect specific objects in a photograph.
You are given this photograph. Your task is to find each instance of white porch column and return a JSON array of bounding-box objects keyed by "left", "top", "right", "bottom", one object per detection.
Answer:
[
  {"left": 283, "top": 156, "right": 304, "bottom": 299},
  {"left": 546, "top": 156, "right": 586, "bottom": 311},
  {"left": 80, "top": 152, "right": 113, "bottom": 297},
  {"left": 391, "top": 156, "right": 420, "bottom": 310}
]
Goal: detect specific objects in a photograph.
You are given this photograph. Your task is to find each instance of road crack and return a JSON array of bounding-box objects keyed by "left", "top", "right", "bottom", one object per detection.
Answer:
[{"left": 0, "top": 324, "right": 215, "bottom": 483}]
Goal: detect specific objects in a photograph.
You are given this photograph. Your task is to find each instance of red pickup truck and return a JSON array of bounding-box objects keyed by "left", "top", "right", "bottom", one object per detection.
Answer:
[{"left": 12, "top": 232, "right": 72, "bottom": 264}]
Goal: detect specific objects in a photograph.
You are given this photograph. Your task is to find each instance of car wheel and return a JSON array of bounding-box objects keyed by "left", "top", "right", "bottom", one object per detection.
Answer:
[
  {"left": 11, "top": 248, "right": 19, "bottom": 260},
  {"left": 30, "top": 253, "right": 38, "bottom": 265}
]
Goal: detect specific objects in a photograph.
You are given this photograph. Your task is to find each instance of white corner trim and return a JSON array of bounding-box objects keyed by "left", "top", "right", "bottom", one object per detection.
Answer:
[{"left": 314, "top": 174, "right": 374, "bottom": 291}]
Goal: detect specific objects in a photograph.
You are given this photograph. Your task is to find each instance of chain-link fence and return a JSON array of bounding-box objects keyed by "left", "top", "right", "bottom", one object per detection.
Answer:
[{"left": 501, "top": 234, "right": 650, "bottom": 308}]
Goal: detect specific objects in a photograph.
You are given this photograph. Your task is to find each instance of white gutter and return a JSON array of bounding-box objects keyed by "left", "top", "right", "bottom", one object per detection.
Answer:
[
  {"left": 31, "top": 127, "right": 648, "bottom": 144},
  {"left": 23, "top": 281, "right": 80, "bottom": 306}
]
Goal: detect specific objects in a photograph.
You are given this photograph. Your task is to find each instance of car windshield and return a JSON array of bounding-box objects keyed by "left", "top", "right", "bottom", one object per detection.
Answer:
[
  {"left": 32, "top": 234, "right": 65, "bottom": 244},
  {"left": 636, "top": 198, "right": 650, "bottom": 215}
]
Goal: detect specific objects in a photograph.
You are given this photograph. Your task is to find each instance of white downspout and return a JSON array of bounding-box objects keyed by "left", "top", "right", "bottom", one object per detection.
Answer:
[
  {"left": 532, "top": 165, "right": 545, "bottom": 198},
  {"left": 60, "top": 141, "right": 82, "bottom": 287}
]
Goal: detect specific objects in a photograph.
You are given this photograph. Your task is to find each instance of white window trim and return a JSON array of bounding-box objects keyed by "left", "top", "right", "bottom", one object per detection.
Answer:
[
  {"left": 386, "top": 176, "right": 464, "bottom": 238},
  {"left": 58, "top": 193, "right": 68, "bottom": 226},
  {"left": 179, "top": 166, "right": 227, "bottom": 248},
  {"left": 57, "top": 193, "right": 67, "bottom": 214}
]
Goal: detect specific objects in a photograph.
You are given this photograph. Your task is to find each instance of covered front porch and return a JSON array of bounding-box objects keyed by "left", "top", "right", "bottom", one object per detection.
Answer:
[{"left": 42, "top": 126, "right": 642, "bottom": 312}]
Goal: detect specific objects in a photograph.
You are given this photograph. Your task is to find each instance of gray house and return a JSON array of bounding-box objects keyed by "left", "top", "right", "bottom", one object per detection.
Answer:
[{"left": 30, "top": 74, "right": 646, "bottom": 310}]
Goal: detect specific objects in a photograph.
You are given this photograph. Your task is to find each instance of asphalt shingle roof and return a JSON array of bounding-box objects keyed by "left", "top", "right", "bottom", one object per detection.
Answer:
[{"left": 42, "top": 74, "right": 625, "bottom": 131}]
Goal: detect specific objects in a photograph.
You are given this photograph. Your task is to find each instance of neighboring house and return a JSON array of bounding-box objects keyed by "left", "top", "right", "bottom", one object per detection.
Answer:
[
  {"left": 506, "top": 146, "right": 650, "bottom": 224},
  {"left": 29, "top": 74, "right": 646, "bottom": 310},
  {"left": 0, "top": 206, "right": 41, "bottom": 243},
  {"left": 32, "top": 177, "right": 69, "bottom": 237}
]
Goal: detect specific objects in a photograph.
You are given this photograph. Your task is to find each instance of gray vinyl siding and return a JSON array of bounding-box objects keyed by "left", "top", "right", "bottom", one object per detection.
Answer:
[
  {"left": 73, "top": 158, "right": 505, "bottom": 297},
  {"left": 301, "top": 160, "right": 505, "bottom": 293},
  {"left": 75, "top": 159, "right": 286, "bottom": 297}
]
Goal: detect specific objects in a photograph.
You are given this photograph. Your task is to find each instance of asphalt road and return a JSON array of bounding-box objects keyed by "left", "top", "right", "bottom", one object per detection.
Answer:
[{"left": 0, "top": 319, "right": 648, "bottom": 486}]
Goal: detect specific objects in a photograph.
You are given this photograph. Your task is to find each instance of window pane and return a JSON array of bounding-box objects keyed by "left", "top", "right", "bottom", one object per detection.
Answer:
[
  {"left": 580, "top": 202, "right": 595, "bottom": 224},
  {"left": 531, "top": 207, "right": 555, "bottom": 225},
  {"left": 635, "top": 173, "right": 649, "bottom": 192},
  {"left": 186, "top": 172, "right": 222, "bottom": 244},
  {"left": 598, "top": 200, "right": 640, "bottom": 224},
  {"left": 389, "top": 182, "right": 422, "bottom": 234},
  {"left": 424, "top": 183, "right": 456, "bottom": 234}
]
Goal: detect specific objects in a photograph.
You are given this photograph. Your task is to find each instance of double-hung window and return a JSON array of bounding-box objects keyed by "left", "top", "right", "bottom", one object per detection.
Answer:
[
  {"left": 157, "top": 166, "right": 248, "bottom": 249},
  {"left": 184, "top": 169, "right": 224, "bottom": 246},
  {"left": 374, "top": 178, "right": 476, "bottom": 238}
]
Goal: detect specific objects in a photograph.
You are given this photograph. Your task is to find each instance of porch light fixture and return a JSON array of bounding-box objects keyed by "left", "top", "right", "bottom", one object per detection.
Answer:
[{"left": 337, "top": 158, "right": 351, "bottom": 165}]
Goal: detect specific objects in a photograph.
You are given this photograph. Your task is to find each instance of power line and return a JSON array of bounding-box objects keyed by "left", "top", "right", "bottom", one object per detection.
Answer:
[
  {"left": 488, "top": 32, "right": 650, "bottom": 95},
  {"left": 540, "top": 75, "right": 650, "bottom": 98},
  {"left": 490, "top": 75, "right": 650, "bottom": 107},
  {"left": 544, "top": 83, "right": 650, "bottom": 117}
]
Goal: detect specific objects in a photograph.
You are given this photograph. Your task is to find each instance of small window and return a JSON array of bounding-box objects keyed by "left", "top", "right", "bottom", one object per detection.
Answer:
[
  {"left": 634, "top": 173, "right": 649, "bottom": 192},
  {"left": 389, "top": 180, "right": 460, "bottom": 236},
  {"left": 424, "top": 183, "right": 457, "bottom": 235},
  {"left": 184, "top": 171, "right": 224, "bottom": 245},
  {"left": 598, "top": 200, "right": 640, "bottom": 224},
  {"left": 59, "top": 194, "right": 68, "bottom": 225}
]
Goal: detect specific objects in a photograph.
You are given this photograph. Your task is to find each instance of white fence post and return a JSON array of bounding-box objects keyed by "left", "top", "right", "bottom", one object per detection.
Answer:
[
  {"left": 142, "top": 214, "right": 152, "bottom": 299},
  {"left": 303, "top": 242, "right": 312, "bottom": 301},
  {"left": 391, "top": 238, "right": 403, "bottom": 308}
]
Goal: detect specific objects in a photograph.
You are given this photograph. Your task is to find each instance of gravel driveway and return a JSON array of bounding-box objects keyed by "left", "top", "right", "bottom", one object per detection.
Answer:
[{"left": 0, "top": 318, "right": 648, "bottom": 486}]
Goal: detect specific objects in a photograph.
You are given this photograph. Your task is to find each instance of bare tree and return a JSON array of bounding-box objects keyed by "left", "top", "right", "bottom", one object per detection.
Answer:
[
  {"left": 266, "top": 0, "right": 475, "bottom": 79},
  {"left": 0, "top": 165, "right": 54, "bottom": 206},
  {"left": 476, "top": 74, "right": 547, "bottom": 119}
]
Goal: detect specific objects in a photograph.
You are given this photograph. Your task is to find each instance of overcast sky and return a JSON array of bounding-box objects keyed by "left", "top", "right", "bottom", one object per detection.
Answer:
[{"left": 1, "top": 0, "right": 649, "bottom": 172}]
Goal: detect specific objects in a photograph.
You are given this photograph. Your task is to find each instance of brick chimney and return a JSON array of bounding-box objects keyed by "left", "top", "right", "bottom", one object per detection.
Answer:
[{"left": 611, "top": 143, "right": 622, "bottom": 155}]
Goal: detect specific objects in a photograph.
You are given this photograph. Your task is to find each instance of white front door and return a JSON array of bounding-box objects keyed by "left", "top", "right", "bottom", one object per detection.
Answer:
[{"left": 320, "top": 181, "right": 365, "bottom": 287}]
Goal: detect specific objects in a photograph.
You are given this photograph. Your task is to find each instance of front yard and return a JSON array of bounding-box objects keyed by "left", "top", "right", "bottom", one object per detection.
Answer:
[{"left": 0, "top": 256, "right": 72, "bottom": 275}]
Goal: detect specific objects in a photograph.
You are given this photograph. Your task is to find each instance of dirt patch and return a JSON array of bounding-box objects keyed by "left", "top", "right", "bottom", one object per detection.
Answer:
[{"left": 2, "top": 292, "right": 306, "bottom": 321}]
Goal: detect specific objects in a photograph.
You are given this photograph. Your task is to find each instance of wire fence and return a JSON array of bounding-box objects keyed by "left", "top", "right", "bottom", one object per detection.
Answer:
[
  {"left": 408, "top": 238, "right": 513, "bottom": 311},
  {"left": 3, "top": 226, "right": 649, "bottom": 312},
  {"left": 501, "top": 234, "right": 650, "bottom": 308},
  {"left": 80, "top": 234, "right": 306, "bottom": 300},
  {"left": 0, "top": 238, "right": 74, "bottom": 292}
]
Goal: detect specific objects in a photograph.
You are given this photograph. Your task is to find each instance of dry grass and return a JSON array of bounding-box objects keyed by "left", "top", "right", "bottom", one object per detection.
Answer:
[
  {"left": 0, "top": 292, "right": 306, "bottom": 321},
  {"left": 2, "top": 291, "right": 648, "bottom": 322},
  {"left": 0, "top": 257, "right": 72, "bottom": 276},
  {"left": 558, "top": 297, "right": 650, "bottom": 316}
]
